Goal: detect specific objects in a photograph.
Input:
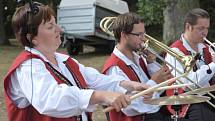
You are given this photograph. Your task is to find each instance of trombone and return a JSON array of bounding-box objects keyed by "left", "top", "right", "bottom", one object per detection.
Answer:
[
  {"left": 100, "top": 16, "right": 198, "bottom": 72},
  {"left": 100, "top": 16, "right": 215, "bottom": 108}
]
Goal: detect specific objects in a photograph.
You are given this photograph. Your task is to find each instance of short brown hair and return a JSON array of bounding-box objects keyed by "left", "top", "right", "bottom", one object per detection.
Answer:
[
  {"left": 184, "top": 8, "right": 210, "bottom": 29},
  {"left": 112, "top": 12, "right": 144, "bottom": 42},
  {"left": 12, "top": 2, "right": 55, "bottom": 47}
]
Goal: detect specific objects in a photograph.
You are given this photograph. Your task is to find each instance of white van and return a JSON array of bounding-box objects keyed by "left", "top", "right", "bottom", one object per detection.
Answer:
[{"left": 57, "top": 0, "right": 129, "bottom": 55}]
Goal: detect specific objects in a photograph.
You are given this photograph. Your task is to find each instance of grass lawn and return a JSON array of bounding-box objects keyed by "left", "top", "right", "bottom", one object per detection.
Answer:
[{"left": 0, "top": 41, "right": 23, "bottom": 121}]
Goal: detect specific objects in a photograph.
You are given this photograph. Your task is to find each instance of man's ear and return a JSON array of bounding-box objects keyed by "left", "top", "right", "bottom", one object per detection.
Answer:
[
  {"left": 121, "top": 32, "right": 127, "bottom": 39},
  {"left": 185, "top": 23, "right": 192, "bottom": 31}
]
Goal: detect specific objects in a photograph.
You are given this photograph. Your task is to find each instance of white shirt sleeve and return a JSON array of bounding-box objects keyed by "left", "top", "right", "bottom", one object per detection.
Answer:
[
  {"left": 73, "top": 59, "right": 127, "bottom": 93},
  {"left": 106, "top": 66, "right": 160, "bottom": 116},
  {"left": 165, "top": 48, "right": 215, "bottom": 87},
  {"left": 10, "top": 59, "right": 94, "bottom": 118},
  {"left": 147, "top": 62, "right": 161, "bottom": 76}
]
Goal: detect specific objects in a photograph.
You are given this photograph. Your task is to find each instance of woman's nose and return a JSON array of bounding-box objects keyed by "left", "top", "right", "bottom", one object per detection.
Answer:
[{"left": 56, "top": 25, "right": 62, "bottom": 33}]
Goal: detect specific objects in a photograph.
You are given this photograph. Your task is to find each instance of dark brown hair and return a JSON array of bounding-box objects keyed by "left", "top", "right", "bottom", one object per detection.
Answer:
[
  {"left": 184, "top": 8, "right": 210, "bottom": 29},
  {"left": 12, "top": 2, "right": 55, "bottom": 47},
  {"left": 112, "top": 12, "right": 144, "bottom": 42}
]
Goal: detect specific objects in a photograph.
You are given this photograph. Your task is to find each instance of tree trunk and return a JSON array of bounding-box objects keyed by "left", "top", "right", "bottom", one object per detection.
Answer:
[
  {"left": 163, "top": 0, "right": 199, "bottom": 45},
  {"left": 0, "top": 0, "right": 10, "bottom": 45}
]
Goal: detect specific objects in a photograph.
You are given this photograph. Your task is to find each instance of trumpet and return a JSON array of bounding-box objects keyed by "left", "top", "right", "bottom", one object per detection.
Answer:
[
  {"left": 204, "top": 37, "right": 215, "bottom": 50},
  {"left": 100, "top": 16, "right": 215, "bottom": 109}
]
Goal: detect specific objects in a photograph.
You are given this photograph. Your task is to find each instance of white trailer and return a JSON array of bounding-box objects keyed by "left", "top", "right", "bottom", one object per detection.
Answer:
[{"left": 57, "top": 0, "right": 129, "bottom": 55}]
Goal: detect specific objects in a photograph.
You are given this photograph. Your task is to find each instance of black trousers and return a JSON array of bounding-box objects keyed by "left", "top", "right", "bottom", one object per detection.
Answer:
[
  {"left": 105, "top": 101, "right": 215, "bottom": 121},
  {"left": 145, "top": 102, "right": 215, "bottom": 121},
  {"left": 183, "top": 102, "right": 215, "bottom": 121},
  {"left": 144, "top": 110, "right": 189, "bottom": 121}
]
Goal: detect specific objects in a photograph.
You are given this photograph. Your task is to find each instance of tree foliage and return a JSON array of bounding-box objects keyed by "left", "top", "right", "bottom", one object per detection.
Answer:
[
  {"left": 137, "top": 0, "right": 215, "bottom": 43},
  {"left": 200, "top": 0, "right": 215, "bottom": 39},
  {"left": 163, "top": 0, "right": 199, "bottom": 44},
  {"left": 137, "top": 0, "right": 166, "bottom": 26},
  {"left": 0, "top": 0, "right": 61, "bottom": 45}
]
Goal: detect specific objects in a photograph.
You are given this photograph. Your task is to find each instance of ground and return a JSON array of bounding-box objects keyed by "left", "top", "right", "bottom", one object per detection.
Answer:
[{"left": 0, "top": 41, "right": 109, "bottom": 121}]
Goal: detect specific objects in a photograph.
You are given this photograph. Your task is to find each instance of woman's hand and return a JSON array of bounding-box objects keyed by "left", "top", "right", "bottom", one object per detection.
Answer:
[
  {"left": 90, "top": 91, "right": 131, "bottom": 112},
  {"left": 120, "top": 80, "right": 149, "bottom": 93}
]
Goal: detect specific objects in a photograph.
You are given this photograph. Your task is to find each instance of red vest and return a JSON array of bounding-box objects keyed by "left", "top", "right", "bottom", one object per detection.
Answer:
[
  {"left": 4, "top": 51, "right": 91, "bottom": 121},
  {"left": 171, "top": 39, "right": 215, "bottom": 85},
  {"left": 102, "top": 53, "right": 150, "bottom": 121},
  {"left": 166, "top": 40, "right": 213, "bottom": 117},
  {"left": 171, "top": 39, "right": 212, "bottom": 66}
]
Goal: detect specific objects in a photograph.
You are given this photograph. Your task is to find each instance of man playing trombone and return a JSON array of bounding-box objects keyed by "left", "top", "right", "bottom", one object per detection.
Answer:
[
  {"left": 165, "top": 8, "right": 215, "bottom": 121},
  {"left": 101, "top": 12, "right": 172, "bottom": 121}
]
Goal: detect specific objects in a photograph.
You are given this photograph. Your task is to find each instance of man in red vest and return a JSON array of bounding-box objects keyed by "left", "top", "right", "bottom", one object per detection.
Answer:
[
  {"left": 4, "top": 2, "right": 150, "bottom": 121},
  {"left": 165, "top": 8, "right": 215, "bottom": 121},
  {"left": 102, "top": 13, "right": 172, "bottom": 121}
]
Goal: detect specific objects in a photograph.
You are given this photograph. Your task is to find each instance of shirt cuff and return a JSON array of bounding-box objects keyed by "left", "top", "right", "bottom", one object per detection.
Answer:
[
  {"left": 114, "top": 76, "right": 128, "bottom": 94},
  {"left": 146, "top": 79, "right": 157, "bottom": 87},
  {"left": 147, "top": 62, "right": 160, "bottom": 75},
  {"left": 78, "top": 89, "right": 95, "bottom": 112},
  {"left": 209, "top": 62, "right": 215, "bottom": 74}
]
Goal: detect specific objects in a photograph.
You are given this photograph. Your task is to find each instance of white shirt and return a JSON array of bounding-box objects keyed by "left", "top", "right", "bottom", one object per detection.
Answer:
[
  {"left": 9, "top": 47, "right": 127, "bottom": 121},
  {"left": 105, "top": 47, "right": 161, "bottom": 116},
  {"left": 165, "top": 34, "right": 215, "bottom": 87}
]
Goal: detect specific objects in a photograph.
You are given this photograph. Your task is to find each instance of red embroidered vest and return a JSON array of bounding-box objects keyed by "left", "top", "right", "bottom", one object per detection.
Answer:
[
  {"left": 102, "top": 53, "right": 150, "bottom": 121},
  {"left": 4, "top": 51, "right": 91, "bottom": 121}
]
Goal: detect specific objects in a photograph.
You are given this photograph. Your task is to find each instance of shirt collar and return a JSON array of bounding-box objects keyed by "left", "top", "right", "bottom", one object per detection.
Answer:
[
  {"left": 113, "top": 47, "right": 140, "bottom": 66},
  {"left": 181, "top": 34, "right": 206, "bottom": 54},
  {"left": 25, "top": 47, "right": 69, "bottom": 63}
]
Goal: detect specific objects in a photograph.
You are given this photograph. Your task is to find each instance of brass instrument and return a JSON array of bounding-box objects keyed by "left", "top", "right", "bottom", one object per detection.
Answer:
[
  {"left": 142, "top": 34, "right": 198, "bottom": 72},
  {"left": 100, "top": 16, "right": 215, "bottom": 110},
  {"left": 100, "top": 17, "right": 198, "bottom": 72},
  {"left": 204, "top": 37, "right": 215, "bottom": 50}
]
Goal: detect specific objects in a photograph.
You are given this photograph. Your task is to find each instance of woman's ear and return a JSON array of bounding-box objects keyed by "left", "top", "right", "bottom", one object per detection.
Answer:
[
  {"left": 32, "top": 39, "right": 38, "bottom": 46},
  {"left": 26, "top": 34, "right": 32, "bottom": 42},
  {"left": 28, "top": 34, "right": 38, "bottom": 46}
]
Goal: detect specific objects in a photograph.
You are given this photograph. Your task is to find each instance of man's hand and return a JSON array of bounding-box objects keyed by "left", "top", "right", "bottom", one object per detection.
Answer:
[
  {"left": 141, "top": 49, "right": 156, "bottom": 63},
  {"left": 150, "top": 65, "right": 172, "bottom": 84}
]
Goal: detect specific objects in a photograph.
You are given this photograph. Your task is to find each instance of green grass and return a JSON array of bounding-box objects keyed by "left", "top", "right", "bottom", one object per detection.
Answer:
[{"left": 0, "top": 41, "right": 24, "bottom": 121}]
